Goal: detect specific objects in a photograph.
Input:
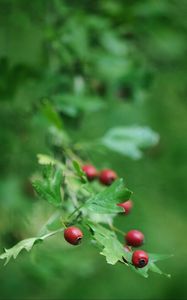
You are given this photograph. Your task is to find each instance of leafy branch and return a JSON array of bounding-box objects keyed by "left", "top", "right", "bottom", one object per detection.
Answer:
[{"left": 0, "top": 155, "right": 172, "bottom": 278}]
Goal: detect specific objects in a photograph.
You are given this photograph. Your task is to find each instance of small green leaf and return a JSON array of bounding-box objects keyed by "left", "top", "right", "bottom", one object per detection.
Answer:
[
  {"left": 32, "top": 180, "right": 55, "bottom": 204},
  {"left": 43, "top": 164, "right": 53, "bottom": 179},
  {"left": 37, "top": 154, "right": 56, "bottom": 165},
  {"left": 37, "top": 154, "right": 64, "bottom": 168},
  {"left": 85, "top": 179, "right": 132, "bottom": 214},
  {"left": 0, "top": 230, "right": 63, "bottom": 265},
  {"left": 73, "top": 160, "right": 87, "bottom": 183},
  {"left": 32, "top": 166, "right": 63, "bottom": 207}
]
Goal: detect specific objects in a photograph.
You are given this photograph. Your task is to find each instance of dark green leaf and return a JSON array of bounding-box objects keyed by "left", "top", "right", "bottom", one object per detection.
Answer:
[
  {"left": 87, "top": 222, "right": 131, "bottom": 265},
  {"left": 85, "top": 179, "right": 132, "bottom": 214},
  {"left": 32, "top": 166, "right": 63, "bottom": 207},
  {"left": 37, "top": 154, "right": 62, "bottom": 167},
  {"left": 130, "top": 253, "right": 172, "bottom": 278},
  {"left": 73, "top": 160, "right": 87, "bottom": 183}
]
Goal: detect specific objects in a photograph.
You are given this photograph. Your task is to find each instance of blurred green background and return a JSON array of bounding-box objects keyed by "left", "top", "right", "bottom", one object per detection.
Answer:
[{"left": 0, "top": 0, "right": 187, "bottom": 299}]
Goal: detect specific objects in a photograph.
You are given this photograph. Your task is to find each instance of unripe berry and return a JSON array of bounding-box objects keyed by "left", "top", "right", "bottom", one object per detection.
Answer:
[
  {"left": 82, "top": 164, "right": 97, "bottom": 181},
  {"left": 125, "top": 230, "right": 144, "bottom": 247},
  {"left": 117, "top": 200, "right": 133, "bottom": 215},
  {"left": 64, "top": 226, "right": 83, "bottom": 245},
  {"left": 99, "top": 169, "right": 117, "bottom": 185},
  {"left": 132, "top": 250, "right": 149, "bottom": 268}
]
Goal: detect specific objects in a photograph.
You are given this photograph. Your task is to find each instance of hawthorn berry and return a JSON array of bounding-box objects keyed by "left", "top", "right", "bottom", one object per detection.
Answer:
[
  {"left": 82, "top": 164, "right": 97, "bottom": 181},
  {"left": 117, "top": 200, "right": 133, "bottom": 215},
  {"left": 99, "top": 169, "right": 117, "bottom": 185},
  {"left": 132, "top": 250, "right": 149, "bottom": 268},
  {"left": 125, "top": 230, "right": 144, "bottom": 247},
  {"left": 64, "top": 226, "right": 83, "bottom": 245}
]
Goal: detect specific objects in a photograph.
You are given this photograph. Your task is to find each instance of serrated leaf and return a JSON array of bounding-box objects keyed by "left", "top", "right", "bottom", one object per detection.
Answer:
[
  {"left": 37, "top": 154, "right": 64, "bottom": 168},
  {"left": 73, "top": 160, "right": 87, "bottom": 183},
  {"left": 37, "top": 154, "right": 56, "bottom": 165},
  {"left": 0, "top": 230, "right": 63, "bottom": 265},
  {"left": 130, "top": 253, "right": 172, "bottom": 278},
  {"left": 87, "top": 222, "right": 172, "bottom": 277},
  {"left": 43, "top": 164, "right": 53, "bottom": 179},
  {"left": 85, "top": 179, "right": 132, "bottom": 214},
  {"left": 32, "top": 166, "right": 63, "bottom": 207},
  {"left": 87, "top": 222, "right": 130, "bottom": 265},
  {"left": 32, "top": 180, "right": 56, "bottom": 204},
  {"left": 101, "top": 126, "right": 159, "bottom": 160}
]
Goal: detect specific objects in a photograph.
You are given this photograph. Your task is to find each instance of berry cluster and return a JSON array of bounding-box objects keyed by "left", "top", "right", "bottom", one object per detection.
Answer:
[
  {"left": 63, "top": 164, "right": 149, "bottom": 269},
  {"left": 124, "top": 230, "right": 148, "bottom": 268},
  {"left": 82, "top": 165, "right": 117, "bottom": 185}
]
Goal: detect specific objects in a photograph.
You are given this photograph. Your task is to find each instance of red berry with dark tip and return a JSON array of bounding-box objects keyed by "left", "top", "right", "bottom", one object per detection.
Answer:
[
  {"left": 99, "top": 169, "right": 117, "bottom": 185},
  {"left": 82, "top": 164, "right": 97, "bottom": 181},
  {"left": 117, "top": 200, "right": 133, "bottom": 215},
  {"left": 132, "top": 250, "right": 149, "bottom": 268},
  {"left": 125, "top": 230, "right": 144, "bottom": 247},
  {"left": 64, "top": 226, "right": 83, "bottom": 245}
]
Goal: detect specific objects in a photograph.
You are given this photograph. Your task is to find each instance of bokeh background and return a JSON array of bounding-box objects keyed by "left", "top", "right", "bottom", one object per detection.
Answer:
[{"left": 0, "top": 0, "right": 187, "bottom": 299}]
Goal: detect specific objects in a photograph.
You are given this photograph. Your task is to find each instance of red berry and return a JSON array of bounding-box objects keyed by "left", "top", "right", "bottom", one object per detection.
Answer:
[
  {"left": 99, "top": 169, "right": 117, "bottom": 185},
  {"left": 117, "top": 200, "right": 133, "bottom": 215},
  {"left": 132, "top": 250, "right": 149, "bottom": 268},
  {"left": 125, "top": 230, "right": 144, "bottom": 247},
  {"left": 64, "top": 226, "right": 83, "bottom": 245},
  {"left": 82, "top": 164, "right": 97, "bottom": 181}
]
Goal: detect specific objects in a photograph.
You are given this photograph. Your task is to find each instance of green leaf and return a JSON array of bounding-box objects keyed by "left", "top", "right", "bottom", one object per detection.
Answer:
[
  {"left": 42, "top": 164, "right": 53, "bottom": 179},
  {"left": 73, "top": 160, "right": 87, "bottom": 183},
  {"left": 32, "top": 180, "right": 55, "bottom": 204},
  {"left": 149, "top": 262, "right": 171, "bottom": 278},
  {"left": 85, "top": 179, "right": 132, "bottom": 214},
  {"left": 149, "top": 253, "right": 173, "bottom": 263},
  {"left": 130, "top": 253, "right": 172, "bottom": 278},
  {"left": 130, "top": 264, "right": 149, "bottom": 278},
  {"left": 37, "top": 154, "right": 57, "bottom": 165},
  {"left": 101, "top": 126, "right": 159, "bottom": 159},
  {"left": 0, "top": 230, "right": 63, "bottom": 265},
  {"left": 87, "top": 222, "right": 131, "bottom": 265},
  {"left": 32, "top": 166, "right": 63, "bottom": 207}
]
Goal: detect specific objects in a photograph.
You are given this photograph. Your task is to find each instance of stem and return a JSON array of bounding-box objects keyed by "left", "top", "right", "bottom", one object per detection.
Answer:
[
  {"left": 109, "top": 224, "right": 125, "bottom": 236},
  {"left": 38, "top": 210, "right": 62, "bottom": 236},
  {"left": 61, "top": 218, "right": 67, "bottom": 228},
  {"left": 68, "top": 203, "right": 85, "bottom": 221},
  {"left": 40, "top": 228, "right": 64, "bottom": 239}
]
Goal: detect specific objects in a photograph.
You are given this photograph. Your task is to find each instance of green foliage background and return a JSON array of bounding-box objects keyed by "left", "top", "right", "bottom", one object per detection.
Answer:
[{"left": 0, "top": 0, "right": 187, "bottom": 299}]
